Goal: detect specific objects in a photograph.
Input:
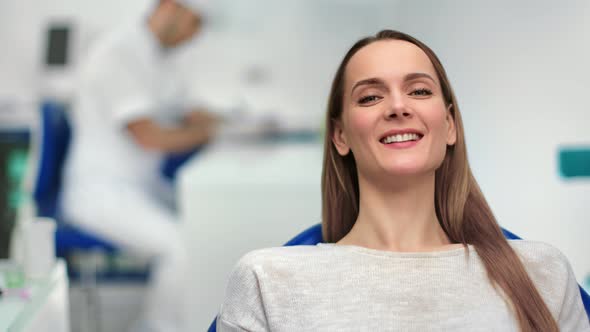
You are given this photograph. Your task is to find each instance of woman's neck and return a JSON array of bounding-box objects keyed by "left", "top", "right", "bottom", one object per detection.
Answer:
[{"left": 338, "top": 173, "right": 454, "bottom": 252}]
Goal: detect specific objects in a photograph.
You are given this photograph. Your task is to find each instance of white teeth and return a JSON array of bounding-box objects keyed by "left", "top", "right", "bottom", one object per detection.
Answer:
[{"left": 382, "top": 133, "right": 420, "bottom": 143}]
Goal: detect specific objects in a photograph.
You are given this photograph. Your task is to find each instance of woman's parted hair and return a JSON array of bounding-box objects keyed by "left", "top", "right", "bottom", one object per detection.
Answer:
[{"left": 321, "top": 30, "right": 558, "bottom": 332}]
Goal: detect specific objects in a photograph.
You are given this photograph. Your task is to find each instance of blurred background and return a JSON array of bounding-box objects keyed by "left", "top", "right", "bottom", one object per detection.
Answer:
[{"left": 1, "top": 0, "right": 589, "bottom": 331}]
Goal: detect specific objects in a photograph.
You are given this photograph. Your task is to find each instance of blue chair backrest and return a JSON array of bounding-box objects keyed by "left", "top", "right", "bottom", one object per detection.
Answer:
[
  {"left": 33, "top": 101, "right": 71, "bottom": 218},
  {"left": 207, "top": 223, "right": 590, "bottom": 331},
  {"left": 32, "top": 101, "right": 119, "bottom": 254}
]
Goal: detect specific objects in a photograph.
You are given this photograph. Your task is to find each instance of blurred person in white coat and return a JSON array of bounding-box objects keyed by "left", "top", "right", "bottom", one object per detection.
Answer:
[{"left": 61, "top": 0, "right": 216, "bottom": 331}]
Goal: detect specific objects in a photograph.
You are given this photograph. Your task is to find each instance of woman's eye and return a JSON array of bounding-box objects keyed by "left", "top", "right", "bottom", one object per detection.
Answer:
[
  {"left": 410, "top": 88, "right": 433, "bottom": 96},
  {"left": 358, "top": 95, "right": 381, "bottom": 104}
]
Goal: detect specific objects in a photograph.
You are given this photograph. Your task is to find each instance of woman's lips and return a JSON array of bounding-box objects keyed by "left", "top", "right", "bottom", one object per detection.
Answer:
[{"left": 380, "top": 136, "right": 422, "bottom": 149}]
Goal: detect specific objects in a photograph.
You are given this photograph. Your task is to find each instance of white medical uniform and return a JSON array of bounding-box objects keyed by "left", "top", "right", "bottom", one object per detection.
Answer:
[{"left": 62, "top": 20, "right": 191, "bottom": 332}]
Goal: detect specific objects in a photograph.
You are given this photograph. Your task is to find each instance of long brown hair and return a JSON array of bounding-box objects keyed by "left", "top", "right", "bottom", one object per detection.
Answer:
[{"left": 321, "top": 30, "right": 558, "bottom": 332}]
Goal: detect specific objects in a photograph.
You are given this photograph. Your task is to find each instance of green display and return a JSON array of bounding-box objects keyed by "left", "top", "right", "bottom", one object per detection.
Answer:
[
  {"left": 559, "top": 147, "right": 590, "bottom": 178},
  {"left": 0, "top": 132, "right": 30, "bottom": 259}
]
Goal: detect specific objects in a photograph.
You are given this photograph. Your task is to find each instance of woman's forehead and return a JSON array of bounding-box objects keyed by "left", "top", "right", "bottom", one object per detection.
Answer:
[{"left": 345, "top": 40, "right": 438, "bottom": 87}]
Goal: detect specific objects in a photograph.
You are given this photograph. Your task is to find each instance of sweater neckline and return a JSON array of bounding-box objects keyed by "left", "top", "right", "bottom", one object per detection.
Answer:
[{"left": 317, "top": 242, "right": 474, "bottom": 258}]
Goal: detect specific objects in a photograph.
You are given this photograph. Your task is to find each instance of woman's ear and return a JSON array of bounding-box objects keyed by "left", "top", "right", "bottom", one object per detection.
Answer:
[
  {"left": 332, "top": 121, "right": 351, "bottom": 156},
  {"left": 446, "top": 104, "right": 457, "bottom": 146}
]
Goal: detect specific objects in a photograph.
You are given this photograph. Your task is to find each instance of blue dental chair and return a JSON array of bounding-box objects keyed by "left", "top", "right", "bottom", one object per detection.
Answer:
[
  {"left": 36, "top": 99, "right": 204, "bottom": 331},
  {"left": 35, "top": 99, "right": 201, "bottom": 277},
  {"left": 207, "top": 223, "right": 590, "bottom": 331},
  {"left": 33, "top": 100, "right": 150, "bottom": 281},
  {"left": 34, "top": 100, "right": 151, "bottom": 332}
]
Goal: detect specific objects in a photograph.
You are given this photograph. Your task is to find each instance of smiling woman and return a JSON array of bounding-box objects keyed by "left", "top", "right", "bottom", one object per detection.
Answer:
[
  {"left": 216, "top": 30, "right": 590, "bottom": 332},
  {"left": 332, "top": 39, "right": 455, "bottom": 181}
]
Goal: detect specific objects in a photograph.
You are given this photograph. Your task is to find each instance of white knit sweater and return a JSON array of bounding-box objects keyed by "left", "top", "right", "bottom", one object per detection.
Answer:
[{"left": 218, "top": 240, "right": 589, "bottom": 331}]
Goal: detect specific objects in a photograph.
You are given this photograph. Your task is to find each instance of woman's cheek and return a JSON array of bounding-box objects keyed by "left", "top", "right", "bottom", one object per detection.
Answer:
[{"left": 349, "top": 108, "right": 377, "bottom": 133}]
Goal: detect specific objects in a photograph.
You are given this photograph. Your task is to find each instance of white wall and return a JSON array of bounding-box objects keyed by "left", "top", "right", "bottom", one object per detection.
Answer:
[
  {"left": 1, "top": 0, "right": 588, "bottom": 282},
  {"left": 0, "top": 0, "right": 149, "bottom": 102}
]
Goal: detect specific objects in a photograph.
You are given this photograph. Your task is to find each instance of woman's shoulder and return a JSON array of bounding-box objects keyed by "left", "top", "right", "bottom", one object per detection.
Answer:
[
  {"left": 508, "top": 239, "right": 571, "bottom": 269},
  {"left": 230, "top": 245, "right": 332, "bottom": 275},
  {"left": 221, "top": 246, "right": 327, "bottom": 330},
  {"left": 507, "top": 240, "right": 590, "bottom": 329},
  {"left": 507, "top": 239, "right": 573, "bottom": 281},
  {"left": 508, "top": 240, "right": 575, "bottom": 310}
]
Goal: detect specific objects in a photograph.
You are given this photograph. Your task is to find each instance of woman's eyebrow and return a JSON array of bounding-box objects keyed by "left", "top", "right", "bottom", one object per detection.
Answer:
[
  {"left": 404, "top": 72, "right": 436, "bottom": 83},
  {"left": 350, "top": 78, "right": 387, "bottom": 96}
]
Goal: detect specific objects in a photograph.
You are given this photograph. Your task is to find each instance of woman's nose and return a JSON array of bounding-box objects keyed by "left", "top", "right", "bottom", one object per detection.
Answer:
[{"left": 385, "top": 96, "right": 413, "bottom": 120}]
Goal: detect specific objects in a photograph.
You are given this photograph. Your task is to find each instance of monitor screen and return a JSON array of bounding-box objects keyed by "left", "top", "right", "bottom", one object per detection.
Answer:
[
  {"left": 45, "top": 25, "right": 70, "bottom": 67},
  {"left": 0, "top": 131, "right": 30, "bottom": 258}
]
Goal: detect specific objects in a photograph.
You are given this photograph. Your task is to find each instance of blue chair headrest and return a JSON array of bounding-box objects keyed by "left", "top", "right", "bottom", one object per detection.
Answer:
[{"left": 33, "top": 101, "right": 71, "bottom": 217}]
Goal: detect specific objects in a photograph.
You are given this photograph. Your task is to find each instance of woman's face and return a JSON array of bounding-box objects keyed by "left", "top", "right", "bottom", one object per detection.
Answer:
[{"left": 333, "top": 40, "right": 456, "bottom": 181}]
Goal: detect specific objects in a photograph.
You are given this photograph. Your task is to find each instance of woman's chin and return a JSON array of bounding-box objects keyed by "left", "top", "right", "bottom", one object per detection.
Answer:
[{"left": 382, "top": 164, "right": 431, "bottom": 177}]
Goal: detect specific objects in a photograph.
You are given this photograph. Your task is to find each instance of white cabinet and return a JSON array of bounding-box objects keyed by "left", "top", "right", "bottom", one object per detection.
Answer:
[
  {"left": 178, "top": 141, "right": 323, "bottom": 328},
  {"left": 0, "top": 260, "right": 70, "bottom": 332}
]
